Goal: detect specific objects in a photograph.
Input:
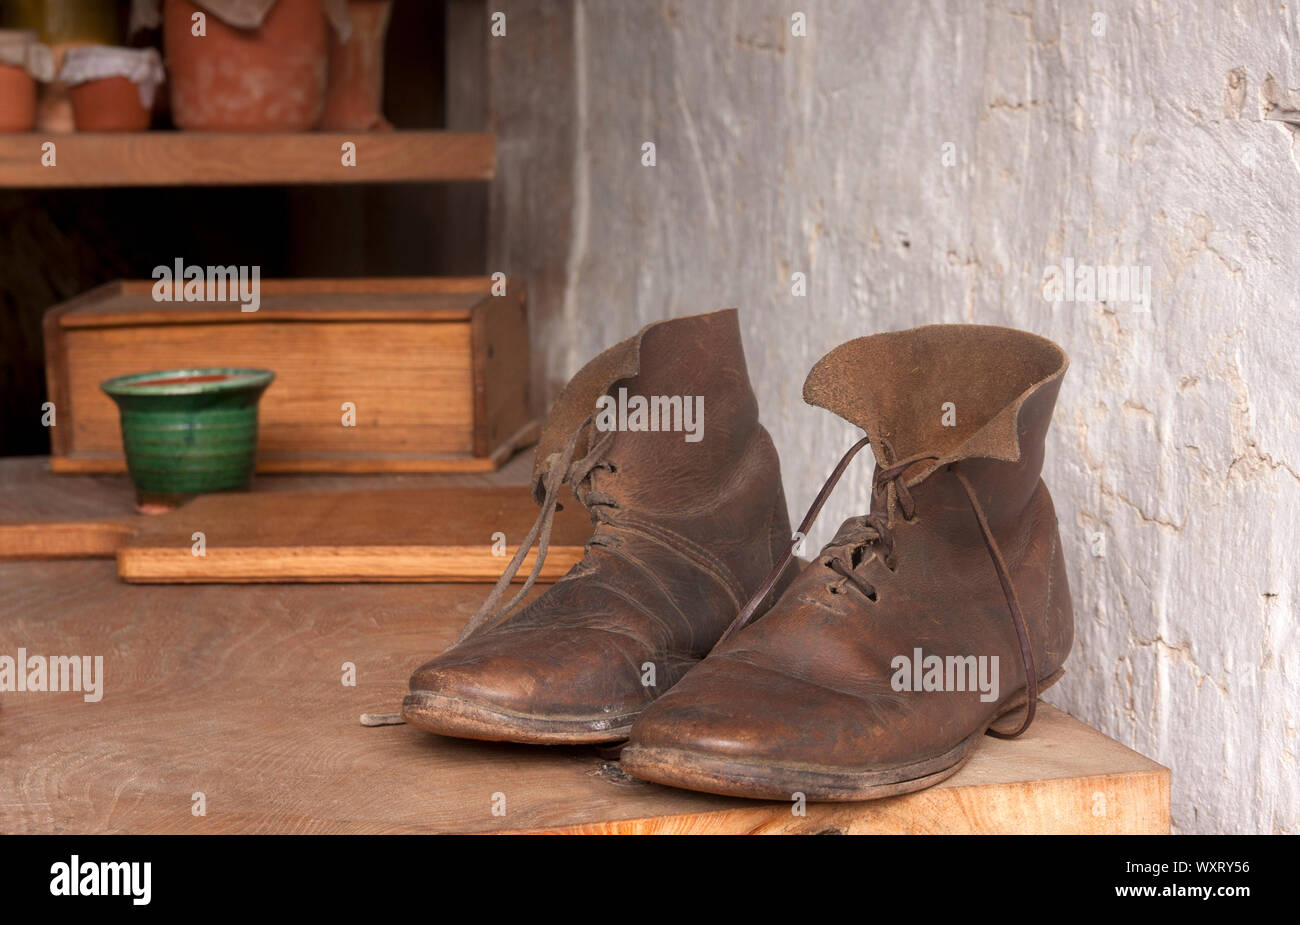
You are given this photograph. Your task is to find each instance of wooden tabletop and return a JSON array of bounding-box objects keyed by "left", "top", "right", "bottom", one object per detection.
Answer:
[
  {"left": 0, "top": 456, "right": 1170, "bottom": 834},
  {"left": 0, "top": 559, "right": 1168, "bottom": 834}
]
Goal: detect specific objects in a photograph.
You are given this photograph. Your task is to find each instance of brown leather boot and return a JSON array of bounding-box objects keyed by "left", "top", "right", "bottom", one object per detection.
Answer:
[
  {"left": 402, "top": 308, "right": 797, "bottom": 744},
  {"left": 621, "top": 324, "right": 1073, "bottom": 799}
]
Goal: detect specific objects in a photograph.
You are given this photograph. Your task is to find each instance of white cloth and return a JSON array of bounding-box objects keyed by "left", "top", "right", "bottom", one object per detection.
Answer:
[
  {"left": 0, "top": 30, "right": 55, "bottom": 81},
  {"left": 58, "top": 46, "right": 166, "bottom": 108},
  {"left": 131, "top": 0, "right": 352, "bottom": 41}
]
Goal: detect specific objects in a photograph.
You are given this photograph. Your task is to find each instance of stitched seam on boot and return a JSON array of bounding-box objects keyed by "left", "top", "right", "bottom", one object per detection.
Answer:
[
  {"left": 590, "top": 546, "right": 693, "bottom": 636},
  {"left": 615, "top": 518, "right": 746, "bottom": 607},
  {"left": 1041, "top": 529, "right": 1062, "bottom": 669},
  {"left": 1042, "top": 531, "right": 1057, "bottom": 629},
  {"left": 612, "top": 517, "right": 745, "bottom": 610},
  {"left": 588, "top": 580, "right": 710, "bottom": 668}
]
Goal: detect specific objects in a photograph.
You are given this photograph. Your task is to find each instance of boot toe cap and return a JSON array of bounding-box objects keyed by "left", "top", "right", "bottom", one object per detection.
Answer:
[
  {"left": 402, "top": 626, "right": 654, "bottom": 741},
  {"left": 623, "top": 651, "right": 925, "bottom": 794}
]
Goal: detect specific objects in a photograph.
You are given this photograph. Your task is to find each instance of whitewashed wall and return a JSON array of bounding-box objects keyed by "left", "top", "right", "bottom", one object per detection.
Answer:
[{"left": 488, "top": 0, "right": 1300, "bottom": 834}]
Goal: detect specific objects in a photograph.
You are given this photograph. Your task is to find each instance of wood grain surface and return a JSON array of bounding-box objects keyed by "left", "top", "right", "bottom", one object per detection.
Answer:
[
  {"left": 63, "top": 320, "right": 477, "bottom": 457},
  {"left": 0, "top": 453, "right": 535, "bottom": 561},
  {"left": 43, "top": 277, "right": 535, "bottom": 473},
  {"left": 0, "top": 455, "right": 584, "bottom": 583},
  {"left": 0, "top": 559, "right": 1170, "bottom": 834},
  {"left": 117, "top": 486, "right": 589, "bottom": 583},
  {"left": 0, "top": 131, "right": 495, "bottom": 188}
]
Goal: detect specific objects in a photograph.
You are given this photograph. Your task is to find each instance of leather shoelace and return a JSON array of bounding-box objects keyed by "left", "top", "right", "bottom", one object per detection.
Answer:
[
  {"left": 454, "top": 416, "right": 620, "bottom": 644},
  {"left": 715, "top": 435, "right": 1041, "bottom": 738},
  {"left": 360, "top": 419, "right": 620, "bottom": 727}
]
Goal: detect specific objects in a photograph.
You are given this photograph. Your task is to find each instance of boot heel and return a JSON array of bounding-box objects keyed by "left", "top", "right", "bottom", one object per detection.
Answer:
[{"left": 987, "top": 667, "right": 1065, "bottom": 736}]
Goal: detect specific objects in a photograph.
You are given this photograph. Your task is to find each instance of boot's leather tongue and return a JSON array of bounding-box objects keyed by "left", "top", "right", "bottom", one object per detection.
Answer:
[
  {"left": 529, "top": 309, "right": 745, "bottom": 501},
  {"left": 531, "top": 336, "right": 641, "bottom": 501},
  {"left": 802, "top": 324, "right": 1068, "bottom": 475}
]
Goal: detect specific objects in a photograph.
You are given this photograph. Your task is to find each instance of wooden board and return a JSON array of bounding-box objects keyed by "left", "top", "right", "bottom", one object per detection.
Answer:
[
  {"left": 0, "top": 454, "right": 585, "bottom": 583},
  {"left": 0, "top": 131, "right": 495, "bottom": 188},
  {"left": 0, "top": 559, "right": 1171, "bottom": 834},
  {"left": 0, "top": 453, "right": 537, "bottom": 562},
  {"left": 44, "top": 278, "right": 535, "bottom": 473},
  {"left": 116, "top": 486, "right": 589, "bottom": 583},
  {"left": 0, "top": 521, "right": 136, "bottom": 560}
]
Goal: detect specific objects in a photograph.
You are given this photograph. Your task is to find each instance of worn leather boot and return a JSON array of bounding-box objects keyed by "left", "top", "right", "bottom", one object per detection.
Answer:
[
  {"left": 402, "top": 308, "right": 797, "bottom": 744},
  {"left": 621, "top": 324, "right": 1073, "bottom": 800}
]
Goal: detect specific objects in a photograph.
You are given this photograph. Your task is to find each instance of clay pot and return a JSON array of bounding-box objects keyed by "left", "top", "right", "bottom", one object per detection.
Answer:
[
  {"left": 0, "top": 30, "right": 48, "bottom": 132},
  {"left": 4, "top": 2, "right": 124, "bottom": 132},
  {"left": 319, "top": 0, "right": 392, "bottom": 131},
  {"left": 61, "top": 47, "right": 164, "bottom": 132},
  {"left": 0, "top": 61, "right": 36, "bottom": 132},
  {"left": 101, "top": 368, "right": 275, "bottom": 513},
  {"left": 164, "top": 0, "right": 329, "bottom": 131},
  {"left": 68, "top": 76, "right": 150, "bottom": 130}
]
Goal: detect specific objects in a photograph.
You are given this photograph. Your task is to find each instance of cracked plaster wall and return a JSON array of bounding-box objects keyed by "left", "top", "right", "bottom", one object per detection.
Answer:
[{"left": 488, "top": 0, "right": 1299, "bottom": 833}]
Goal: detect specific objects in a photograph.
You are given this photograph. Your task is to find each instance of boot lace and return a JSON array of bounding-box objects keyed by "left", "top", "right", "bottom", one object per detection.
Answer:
[
  {"left": 715, "top": 434, "right": 1043, "bottom": 738},
  {"left": 821, "top": 441, "right": 934, "bottom": 601},
  {"left": 454, "top": 414, "right": 620, "bottom": 644}
]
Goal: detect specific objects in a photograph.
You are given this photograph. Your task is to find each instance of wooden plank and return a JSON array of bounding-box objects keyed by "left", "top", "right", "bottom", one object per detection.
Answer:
[
  {"left": 0, "top": 521, "right": 136, "bottom": 560},
  {"left": 116, "top": 485, "right": 588, "bottom": 583},
  {"left": 0, "top": 452, "right": 542, "bottom": 558},
  {"left": 0, "top": 560, "right": 1170, "bottom": 834},
  {"left": 0, "top": 131, "right": 495, "bottom": 188}
]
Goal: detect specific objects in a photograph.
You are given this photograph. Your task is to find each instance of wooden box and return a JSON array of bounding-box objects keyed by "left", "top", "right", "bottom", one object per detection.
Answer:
[{"left": 43, "top": 277, "right": 535, "bottom": 474}]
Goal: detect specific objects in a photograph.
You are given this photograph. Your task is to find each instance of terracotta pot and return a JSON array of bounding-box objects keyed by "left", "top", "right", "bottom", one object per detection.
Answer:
[
  {"left": 61, "top": 46, "right": 163, "bottom": 132},
  {"left": 0, "top": 30, "right": 46, "bottom": 132},
  {"left": 164, "top": 0, "right": 329, "bottom": 131},
  {"left": 4, "top": 2, "right": 124, "bottom": 133},
  {"left": 0, "top": 63, "right": 36, "bottom": 131},
  {"left": 319, "top": 0, "right": 392, "bottom": 131},
  {"left": 68, "top": 75, "right": 150, "bottom": 131}
]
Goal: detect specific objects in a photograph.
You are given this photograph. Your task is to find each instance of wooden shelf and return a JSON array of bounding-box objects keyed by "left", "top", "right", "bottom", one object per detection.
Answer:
[{"left": 0, "top": 130, "right": 495, "bottom": 188}]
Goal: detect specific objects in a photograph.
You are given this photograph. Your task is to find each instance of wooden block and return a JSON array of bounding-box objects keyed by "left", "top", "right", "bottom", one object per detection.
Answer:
[
  {"left": 116, "top": 486, "right": 589, "bottom": 583},
  {"left": 44, "top": 278, "right": 535, "bottom": 473},
  {"left": 0, "top": 560, "right": 1170, "bottom": 834},
  {"left": 0, "top": 131, "right": 495, "bottom": 188}
]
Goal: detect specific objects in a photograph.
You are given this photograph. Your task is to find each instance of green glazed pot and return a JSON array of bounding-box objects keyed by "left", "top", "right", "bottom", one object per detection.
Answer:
[{"left": 100, "top": 368, "right": 275, "bottom": 512}]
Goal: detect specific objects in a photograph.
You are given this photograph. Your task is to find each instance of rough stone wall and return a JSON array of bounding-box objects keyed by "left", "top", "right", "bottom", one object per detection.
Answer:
[{"left": 488, "top": 0, "right": 1299, "bottom": 834}]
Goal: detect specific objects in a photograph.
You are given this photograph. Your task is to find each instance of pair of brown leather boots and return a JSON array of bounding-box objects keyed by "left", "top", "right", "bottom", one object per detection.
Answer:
[{"left": 402, "top": 309, "right": 1073, "bottom": 802}]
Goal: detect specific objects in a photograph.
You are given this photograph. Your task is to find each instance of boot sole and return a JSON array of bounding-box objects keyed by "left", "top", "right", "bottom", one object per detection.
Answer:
[
  {"left": 401, "top": 689, "right": 640, "bottom": 744},
  {"left": 619, "top": 668, "right": 1065, "bottom": 801}
]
